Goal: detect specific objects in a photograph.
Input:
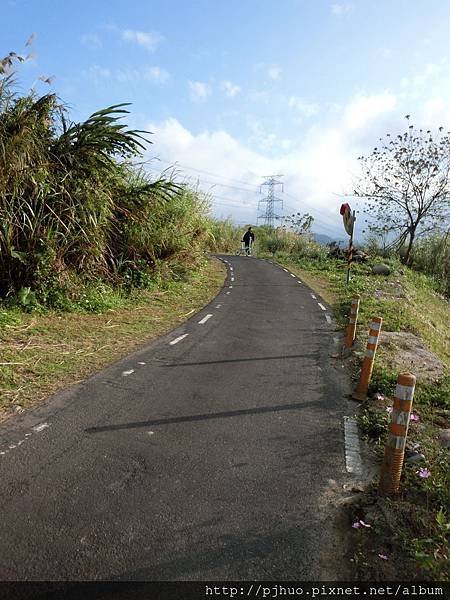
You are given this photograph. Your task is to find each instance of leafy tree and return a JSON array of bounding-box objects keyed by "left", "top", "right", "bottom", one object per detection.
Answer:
[{"left": 355, "top": 117, "right": 450, "bottom": 265}]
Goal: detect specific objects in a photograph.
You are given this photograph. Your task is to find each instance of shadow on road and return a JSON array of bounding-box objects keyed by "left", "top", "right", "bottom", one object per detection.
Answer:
[
  {"left": 160, "top": 352, "right": 315, "bottom": 368},
  {"left": 85, "top": 400, "right": 320, "bottom": 434},
  {"left": 111, "top": 521, "right": 320, "bottom": 581}
]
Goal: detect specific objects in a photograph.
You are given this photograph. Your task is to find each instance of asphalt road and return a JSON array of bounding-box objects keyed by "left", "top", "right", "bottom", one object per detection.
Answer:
[{"left": 0, "top": 256, "right": 352, "bottom": 581}]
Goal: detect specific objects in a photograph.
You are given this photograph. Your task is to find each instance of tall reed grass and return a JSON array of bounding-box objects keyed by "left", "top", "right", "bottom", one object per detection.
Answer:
[{"left": 0, "top": 60, "right": 215, "bottom": 307}]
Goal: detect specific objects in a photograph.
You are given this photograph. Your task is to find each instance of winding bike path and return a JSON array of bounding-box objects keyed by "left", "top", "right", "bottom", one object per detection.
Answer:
[{"left": 0, "top": 256, "right": 352, "bottom": 580}]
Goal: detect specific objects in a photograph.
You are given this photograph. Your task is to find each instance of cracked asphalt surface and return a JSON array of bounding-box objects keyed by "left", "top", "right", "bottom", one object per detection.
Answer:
[{"left": 0, "top": 256, "right": 351, "bottom": 581}]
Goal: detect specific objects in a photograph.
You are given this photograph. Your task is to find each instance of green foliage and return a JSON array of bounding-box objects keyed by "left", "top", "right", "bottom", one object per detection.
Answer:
[
  {"left": 207, "top": 219, "right": 242, "bottom": 253},
  {"left": 0, "top": 309, "right": 21, "bottom": 327},
  {"left": 17, "top": 287, "right": 38, "bottom": 310},
  {"left": 410, "top": 231, "right": 450, "bottom": 295},
  {"left": 0, "top": 56, "right": 220, "bottom": 308},
  {"left": 255, "top": 225, "right": 326, "bottom": 261},
  {"left": 414, "top": 376, "right": 450, "bottom": 409},
  {"left": 265, "top": 236, "right": 291, "bottom": 255},
  {"left": 369, "top": 366, "right": 398, "bottom": 397},
  {"left": 357, "top": 406, "right": 389, "bottom": 444}
]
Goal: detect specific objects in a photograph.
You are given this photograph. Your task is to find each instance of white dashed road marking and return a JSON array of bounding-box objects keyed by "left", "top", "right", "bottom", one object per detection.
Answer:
[
  {"left": 231, "top": 277, "right": 235, "bottom": 281},
  {"left": 138, "top": 362, "right": 146, "bottom": 365},
  {"left": 311, "top": 294, "right": 316, "bottom": 299},
  {"left": 198, "top": 314, "right": 213, "bottom": 325},
  {"left": 170, "top": 334, "right": 189, "bottom": 346},
  {"left": 216, "top": 304, "right": 222, "bottom": 308},
  {"left": 290, "top": 273, "right": 296, "bottom": 278},
  {"left": 226, "top": 291, "right": 231, "bottom": 295},
  {"left": 122, "top": 369, "right": 135, "bottom": 376},
  {"left": 283, "top": 268, "right": 288, "bottom": 272},
  {"left": 229, "top": 285, "right": 233, "bottom": 289},
  {"left": 318, "top": 303, "right": 326, "bottom": 311},
  {"left": 33, "top": 423, "right": 49, "bottom": 433},
  {"left": 325, "top": 314, "right": 332, "bottom": 323}
]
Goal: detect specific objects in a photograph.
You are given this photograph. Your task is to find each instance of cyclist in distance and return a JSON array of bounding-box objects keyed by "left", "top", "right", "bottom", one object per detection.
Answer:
[{"left": 242, "top": 226, "right": 255, "bottom": 256}]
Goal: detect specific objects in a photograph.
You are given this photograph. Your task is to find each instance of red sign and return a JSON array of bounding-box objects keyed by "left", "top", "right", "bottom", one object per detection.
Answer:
[{"left": 340, "top": 203, "right": 355, "bottom": 236}]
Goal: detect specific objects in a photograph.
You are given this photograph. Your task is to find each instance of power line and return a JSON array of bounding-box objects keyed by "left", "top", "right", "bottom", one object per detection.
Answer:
[
  {"left": 211, "top": 196, "right": 258, "bottom": 207},
  {"left": 152, "top": 158, "right": 261, "bottom": 190},
  {"left": 281, "top": 193, "right": 346, "bottom": 235},
  {"left": 147, "top": 160, "right": 344, "bottom": 234}
]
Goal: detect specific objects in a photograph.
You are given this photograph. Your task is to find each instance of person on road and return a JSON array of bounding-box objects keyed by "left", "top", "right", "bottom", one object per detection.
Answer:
[{"left": 242, "top": 227, "right": 255, "bottom": 256}]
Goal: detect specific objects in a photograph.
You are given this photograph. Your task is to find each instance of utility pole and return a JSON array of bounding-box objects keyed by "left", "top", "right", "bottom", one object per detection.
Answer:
[{"left": 257, "top": 175, "right": 284, "bottom": 227}]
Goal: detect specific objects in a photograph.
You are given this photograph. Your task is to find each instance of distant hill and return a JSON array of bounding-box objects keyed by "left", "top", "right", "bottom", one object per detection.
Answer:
[{"left": 312, "top": 232, "right": 345, "bottom": 246}]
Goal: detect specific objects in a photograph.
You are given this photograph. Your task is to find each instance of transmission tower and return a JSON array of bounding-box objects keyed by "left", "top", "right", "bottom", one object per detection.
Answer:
[{"left": 257, "top": 175, "right": 284, "bottom": 227}]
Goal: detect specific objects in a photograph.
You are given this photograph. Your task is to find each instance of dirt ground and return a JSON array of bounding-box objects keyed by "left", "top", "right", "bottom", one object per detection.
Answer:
[{"left": 378, "top": 331, "right": 446, "bottom": 382}]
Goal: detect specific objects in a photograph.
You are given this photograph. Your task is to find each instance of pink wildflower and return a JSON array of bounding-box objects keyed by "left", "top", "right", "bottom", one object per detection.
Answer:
[
  {"left": 378, "top": 553, "right": 389, "bottom": 560},
  {"left": 352, "top": 521, "right": 361, "bottom": 529},
  {"left": 410, "top": 413, "right": 420, "bottom": 422},
  {"left": 418, "top": 467, "right": 431, "bottom": 478}
]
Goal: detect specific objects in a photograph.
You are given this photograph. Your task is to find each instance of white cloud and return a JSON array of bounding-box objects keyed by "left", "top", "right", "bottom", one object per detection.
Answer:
[
  {"left": 267, "top": 65, "right": 282, "bottom": 80},
  {"left": 84, "top": 65, "right": 169, "bottom": 85},
  {"left": 221, "top": 80, "right": 241, "bottom": 98},
  {"left": 412, "top": 63, "right": 442, "bottom": 87},
  {"left": 331, "top": 3, "right": 353, "bottom": 15},
  {"left": 121, "top": 29, "right": 163, "bottom": 52},
  {"left": 420, "top": 97, "right": 450, "bottom": 127},
  {"left": 288, "top": 97, "right": 320, "bottom": 118},
  {"left": 142, "top": 82, "right": 450, "bottom": 233},
  {"left": 81, "top": 34, "right": 102, "bottom": 49},
  {"left": 249, "top": 90, "right": 271, "bottom": 104},
  {"left": 188, "top": 80, "right": 211, "bottom": 102},
  {"left": 344, "top": 91, "right": 397, "bottom": 130},
  {"left": 246, "top": 119, "right": 293, "bottom": 153},
  {"left": 144, "top": 115, "right": 359, "bottom": 233},
  {"left": 84, "top": 65, "right": 111, "bottom": 82},
  {"left": 143, "top": 66, "right": 169, "bottom": 83}
]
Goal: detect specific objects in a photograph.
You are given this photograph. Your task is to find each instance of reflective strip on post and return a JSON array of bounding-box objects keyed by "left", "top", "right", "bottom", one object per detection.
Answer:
[
  {"left": 345, "top": 294, "right": 360, "bottom": 348},
  {"left": 352, "top": 316, "right": 383, "bottom": 401},
  {"left": 379, "top": 373, "right": 416, "bottom": 495}
]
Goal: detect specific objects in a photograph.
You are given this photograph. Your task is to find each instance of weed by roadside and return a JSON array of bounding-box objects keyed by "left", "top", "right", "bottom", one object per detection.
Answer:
[{"left": 354, "top": 375, "right": 449, "bottom": 581}]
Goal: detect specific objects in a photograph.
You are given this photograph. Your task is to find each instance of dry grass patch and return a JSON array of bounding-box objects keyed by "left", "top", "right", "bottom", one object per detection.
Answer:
[{"left": 0, "top": 258, "right": 226, "bottom": 421}]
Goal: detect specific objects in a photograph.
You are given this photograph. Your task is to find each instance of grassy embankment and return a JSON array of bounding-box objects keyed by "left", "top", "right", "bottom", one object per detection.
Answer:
[
  {"left": 259, "top": 249, "right": 449, "bottom": 581},
  {"left": 0, "top": 258, "right": 226, "bottom": 421}
]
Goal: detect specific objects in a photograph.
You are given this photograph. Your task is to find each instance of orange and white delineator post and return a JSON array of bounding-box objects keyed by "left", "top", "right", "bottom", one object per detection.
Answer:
[
  {"left": 379, "top": 373, "right": 416, "bottom": 495},
  {"left": 345, "top": 294, "right": 360, "bottom": 348},
  {"left": 352, "top": 316, "right": 383, "bottom": 401}
]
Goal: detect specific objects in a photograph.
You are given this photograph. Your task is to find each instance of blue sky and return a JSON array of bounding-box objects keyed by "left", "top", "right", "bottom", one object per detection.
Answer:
[{"left": 3, "top": 0, "right": 450, "bottom": 237}]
